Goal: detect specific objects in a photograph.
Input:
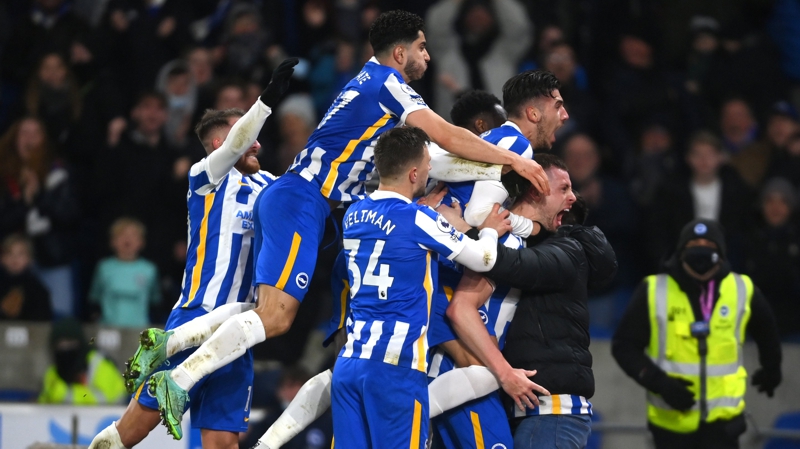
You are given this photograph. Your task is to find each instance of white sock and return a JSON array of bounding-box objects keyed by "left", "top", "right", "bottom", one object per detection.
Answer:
[
  {"left": 171, "top": 310, "right": 266, "bottom": 391},
  {"left": 88, "top": 421, "right": 128, "bottom": 449},
  {"left": 428, "top": 366, "right": 500, "bottom": 418},
  {"left": 258, "top": 369, "right": 333, "bottom": 448},
  {"left": 166, "top": 302, "right": 255, "bottom": 357}
]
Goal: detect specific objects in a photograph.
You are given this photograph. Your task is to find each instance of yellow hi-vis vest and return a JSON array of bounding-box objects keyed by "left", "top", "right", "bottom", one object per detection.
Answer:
[{"left": 645, "top": 273, "right": 753, "bottom": 433}]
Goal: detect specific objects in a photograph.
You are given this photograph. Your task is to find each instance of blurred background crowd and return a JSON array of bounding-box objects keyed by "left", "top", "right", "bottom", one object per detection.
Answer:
[{"left": 1, "top": 0, "right": 800, "bottom": 420}]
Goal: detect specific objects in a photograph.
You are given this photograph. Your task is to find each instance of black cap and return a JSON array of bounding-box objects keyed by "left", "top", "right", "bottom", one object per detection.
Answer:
[{"left": 675, "top": 219, "right": 726, "bottom": 258}]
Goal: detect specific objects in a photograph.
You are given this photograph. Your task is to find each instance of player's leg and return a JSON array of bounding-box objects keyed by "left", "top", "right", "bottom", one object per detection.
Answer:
[
  {"left": 251, "top": 328, "right": 347, "bottom": 449},
  {"left": 200, "top": 430, "right": 239, "bottom": 449},
  {"left": 88, "top": 399, "right": 160, "bottom": 449},
  {"left": 435, "top": 392, "right": 513, "bottom": 449},
  {"left": 124, "top": 302, "right": 255, "bottom": 393},
  {"left": 362, "top": 361, "right": 429, "bottom": 449},
  {"left": 331, "top": 358, "right": 370, "bottom": 448}
]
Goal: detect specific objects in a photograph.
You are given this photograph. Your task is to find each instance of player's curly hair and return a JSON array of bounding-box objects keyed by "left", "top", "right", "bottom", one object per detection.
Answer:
[
  {"left": 195, "top": 108, "right": 247, "bottom": 149},
  {"left": 502, "top": 70, "right": 560, "bottom": 118},
  {"left": 374, "top": 127, "right": 430, "bottom": 179},
  {"left": 369, "top": 10, "right": 425, "bottom": 56},
  {"left": 450, "top": 90, "right": 502, "bottom": 128}
]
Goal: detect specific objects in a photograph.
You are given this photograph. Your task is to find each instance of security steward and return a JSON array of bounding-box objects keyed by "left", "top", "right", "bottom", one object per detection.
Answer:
[{"left": 612, "top": 219, "right": 782, "bottom": 449}]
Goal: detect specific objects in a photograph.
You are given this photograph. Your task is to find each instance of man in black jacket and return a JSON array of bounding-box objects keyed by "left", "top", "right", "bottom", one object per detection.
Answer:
[
  {"left": 612, "top": 219, "right": 782, "bottom": 449},
  {"left": 445, "top": 154, "right": 618, "bottom": 449}
]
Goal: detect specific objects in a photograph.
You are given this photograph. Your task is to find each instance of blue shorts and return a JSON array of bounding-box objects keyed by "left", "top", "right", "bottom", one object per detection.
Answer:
[
  {"left": 433, "top": 392, "right": 513, "bottom": 449},
  {"left": 254, "top": 172, "right": 332, "bottom": 302},
  {"left": 332, "top": 357, "right": 428, "bottom": 449},
  {"left": 135, "top": 308, "right": 254, "bottom": 433},
  {"left": 324, "top": 250, "right": 349, "bottom": 347},
  {"left": 428, "top": 264, "right": 495, "bottom": 348}
]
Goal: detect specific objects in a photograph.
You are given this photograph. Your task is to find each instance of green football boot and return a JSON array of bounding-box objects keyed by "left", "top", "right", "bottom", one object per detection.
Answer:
[
  {"left": 123, "top": 328, "right": 173, "bottom": 394},
  {"left": 148, "top": 370, "right": 189, "bottom": 440}
]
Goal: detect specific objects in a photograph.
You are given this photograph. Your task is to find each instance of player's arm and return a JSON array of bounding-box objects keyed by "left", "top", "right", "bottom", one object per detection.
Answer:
[
  {"left": 406, "top": 109, "right": 550, "bottom": 195},
  {"left": 203, "top": 59, "right": 297, "bottom": 183},
  {"left": 463, "top": 180, "right": 535, "bottom": 238},
  {"left": 428, "top": 142, "right": 502, "bottom": 183},
  {"left": 447, "top": 270, "right": 549, "bottom": 410}
]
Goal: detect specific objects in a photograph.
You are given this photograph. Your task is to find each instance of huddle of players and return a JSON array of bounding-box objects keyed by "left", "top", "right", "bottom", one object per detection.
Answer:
[{"left": 87, "top": 9, "right": 578, "bottom": 449}]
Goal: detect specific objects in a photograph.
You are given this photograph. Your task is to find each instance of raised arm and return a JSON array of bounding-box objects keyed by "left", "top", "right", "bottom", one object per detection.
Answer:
[
  {"left": 463, "top": 180, "right": 534, "bottom": 237},
  {"left": 406, "top": 109, "right": 550, "bottom": 195},
  {"left": 428, "top": 142, "right": 502, "bottom": 183},
  {"left": 203, "top": 58, "right": 297, "bottom": 183}
]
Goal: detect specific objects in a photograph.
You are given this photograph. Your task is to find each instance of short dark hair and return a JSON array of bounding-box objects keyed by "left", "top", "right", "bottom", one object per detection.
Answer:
[
  {"left": 374, "top": 127, "right": 430, "bottom": 179},
  {"left": 561, "top": 191, "right": 588, "bottom": 225},
  {"left": 195, "top": 108, "right": 246, "bottom": 143},
  {"left": 133, "top": 90, "right": 167, "bottom": 109},
  {"left": 369, "top": 10, "right": 425, "bottom": 56},
  {"left": 450, "top": 90, "right": 502, "bottom": 128},
  {"left": 534, "top": 152, "right": 569, "bottom": 172},
  {"left": 502, "top": 70, "right": 560, "bottom": 118},
  {"left": 688, "top": 130, "right": 723, "bottom": 153}
]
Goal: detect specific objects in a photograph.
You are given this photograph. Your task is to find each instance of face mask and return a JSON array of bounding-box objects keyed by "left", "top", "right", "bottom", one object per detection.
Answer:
[
  {"left": 682, "top": 246, "right": 720, "bottom": 276},
  {"left": 168, "top": 95, "right": 191, "bottom": 110},
  {"left": 54, "top": 347, "right": 87, "bottom": 383}
]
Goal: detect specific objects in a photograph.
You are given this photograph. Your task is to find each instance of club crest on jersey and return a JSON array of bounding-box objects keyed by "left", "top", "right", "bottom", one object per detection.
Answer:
[
  {"left": 296, "top": 273, "right": 309, "bottom": 289},
  {"left": 479, "top": 310, "right": 489, "bottom": 325},
  {"left": 436, "top": 214, "right": 451, "bottom": 233}
]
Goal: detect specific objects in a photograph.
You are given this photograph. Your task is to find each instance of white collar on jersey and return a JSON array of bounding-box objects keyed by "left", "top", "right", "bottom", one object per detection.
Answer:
[
  {"left": 503, "top": 120, "right": 523, "bottom": 134},
  {"left": 369, "top": 190, "right": 412, "bottom": 203},
  {"left": 369, "top": 56, "right": 380, "bottom": 65}
]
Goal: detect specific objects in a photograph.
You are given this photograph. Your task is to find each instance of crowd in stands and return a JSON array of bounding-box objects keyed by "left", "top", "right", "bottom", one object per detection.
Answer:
[{"left": 1, "top": 0, "right": 800, "bottom": 369}]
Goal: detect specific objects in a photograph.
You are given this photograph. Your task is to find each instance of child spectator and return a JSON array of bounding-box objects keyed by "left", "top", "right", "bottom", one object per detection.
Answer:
[
  {"left": 0, "top": 233, "right": 52, "bottom": 321},
  {"left": 89, "top": 218, "right": 160, "bottom": 328}
]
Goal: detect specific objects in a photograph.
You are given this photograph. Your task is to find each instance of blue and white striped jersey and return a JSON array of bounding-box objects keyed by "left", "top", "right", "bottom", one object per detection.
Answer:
[
  {"left": 443, "top": 121, "right": 533, "bottom": 207},
  {"left": 289, "top": 57, "right": 429, "bottom": 202},
  {"left": 340, "top": 190, "right": 466, "bottom": 373},
  {"left": 428, "top": 233, "right": 523, "bottom": 379},
  {"left": 175, "top": 162, "right": 276, "bottom": 312}
]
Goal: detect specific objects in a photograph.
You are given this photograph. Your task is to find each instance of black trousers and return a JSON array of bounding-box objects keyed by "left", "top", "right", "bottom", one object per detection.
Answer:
[{"left": 649, "top": 414, "right": 747, "bottom": 449}]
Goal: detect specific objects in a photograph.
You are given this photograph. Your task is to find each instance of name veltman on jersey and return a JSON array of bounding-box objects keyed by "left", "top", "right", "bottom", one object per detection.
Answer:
[
  {"left": 289, "top": 57, "right": 428, "bottom": 202},
  {"left": 331, "top": 190, "right": 467, "bottom": 449},
  {"left": 255, "top": 57, "right": 429, "bottom": 302}
]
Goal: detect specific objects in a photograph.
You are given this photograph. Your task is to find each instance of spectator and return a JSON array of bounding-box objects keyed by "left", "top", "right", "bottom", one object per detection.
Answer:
[
  {"left": 562, "top": 133, "right": 638, "bottom": 325},
  {"left": 156, "top": 60, "right": 197, "bottom": 148},
  {"left": 745, "top": 178, "right": 800, "bottom": 339},
  {"left": 612, "top": 219, "right": 782, "bottom": 449},
  {"left": 216, "top": 3, "right": 276, "bottom": 81},
  {"left": 648, "top": 131, "right": 754, "bottom": 271},
  {"left": 1, "top": 0, "right": 94, "bottom": 87},
  {"left": 719, "top": 97, "right": 771, "bottom": 188},
  {"left": 89, "top": 217, "right": 160, "bottom": 328},
  {"left": 0, "top": 234, "right": 52, "bottom": 321},
  {"left": 264, "top": 94, "right": 317, "bottom": 175},
  {"left": 765, "top": 101, "right": 800, "bottom": 184},
  {"left": 426, "top": 0, "right": 532, "bottom": 117},
  {"left": 685, "top": 16, "right": 721, "bottom": 96},
  {"left": 240, "top": 366, "right": 333, "bottom": 449},
  {"left": 0, "top": 116, "right": 80, "bottom": 318},
  {"left": 630, "top": 122, "right": 679, "bottom": 208},
  {"left": 38, "top": 317, "right": 127, "bottom": 405},
  {"left": 214, "top": 81, "right": 248, "bottom": 111},
  {"left": 20, "top": 52, "right": 83, "bottom": 144},
  {"left": 93, "top": 91, "right": 184, "bottom": 274}
]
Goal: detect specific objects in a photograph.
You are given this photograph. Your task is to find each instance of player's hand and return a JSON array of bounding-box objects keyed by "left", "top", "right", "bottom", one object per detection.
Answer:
[
  {"left": 498, "top": 368, "right": 550, "bottom": 411},
  {"left": 510, "top": 156, "right": 550, "bottom": 196},
  {"left": 417, "top": 181, "right": 448, "bottom": 207},
  {"left": 435, "top": 202, "right": 470, "bottom": 233},
  {"left": 478, "top": 203, "right": 511, "bottom": 236},
  {"left": 260, "top": 58, "right": 299, "bottom": 108}
]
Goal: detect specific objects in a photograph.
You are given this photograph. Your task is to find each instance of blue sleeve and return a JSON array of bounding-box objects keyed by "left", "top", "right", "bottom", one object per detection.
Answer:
[{"left": 377, "top": 73, "right": 428, "bottom": 124}]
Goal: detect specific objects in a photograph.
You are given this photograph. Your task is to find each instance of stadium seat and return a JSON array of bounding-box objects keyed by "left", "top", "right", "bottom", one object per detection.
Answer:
[{"left": 764, "top": 411, "right": 800, "bottom": 449}]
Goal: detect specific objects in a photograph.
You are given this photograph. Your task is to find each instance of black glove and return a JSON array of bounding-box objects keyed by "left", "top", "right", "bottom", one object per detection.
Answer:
[
  {"left": 501, "top": 170, "right": 531, "bottom": 198},
  {"left": 259, "top": 58, "right": 299, "bottom": 108},
  {"left": 752, "top": 366, "right": 781, "bottom": 398},
  {"left": 655, "top": 376, "right": 696, "bottom": 411}
]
